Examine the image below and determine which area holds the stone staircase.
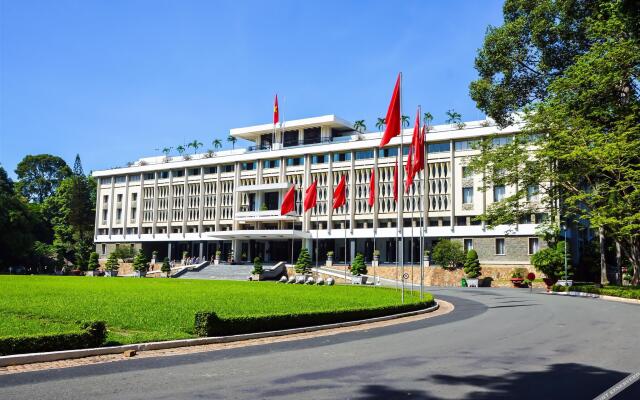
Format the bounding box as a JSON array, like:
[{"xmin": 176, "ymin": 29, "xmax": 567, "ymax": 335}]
[{"xmin": 177, "ymin": 262, "xmax": 286, "ymax": 281}]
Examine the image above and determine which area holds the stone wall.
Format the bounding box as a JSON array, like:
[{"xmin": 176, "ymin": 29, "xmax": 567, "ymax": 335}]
[{"xmin": 450, "ymin": 236, "xmax": 546, "ymax": 264}]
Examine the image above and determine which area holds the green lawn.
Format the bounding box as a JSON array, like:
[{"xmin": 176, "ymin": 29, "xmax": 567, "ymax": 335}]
[{"xmin": 0, "ymin": 276, "xmax": 430, "ymax": 345}]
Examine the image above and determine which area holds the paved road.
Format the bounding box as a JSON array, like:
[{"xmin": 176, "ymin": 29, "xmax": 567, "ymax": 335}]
[{"xmin": 1, "ymin": 288, "xmax": 639, "ymax": 399}]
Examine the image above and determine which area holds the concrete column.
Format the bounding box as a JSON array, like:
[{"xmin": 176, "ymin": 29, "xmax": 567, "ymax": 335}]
[
  {"xmin": 198, "ymin": 169, "xmax": 205, "ymax": 237},
  {"xmin": 122, "ymin": 175, "xmax": 130, "ymax": 239},
  {"xmin": 167, "ymin": 172, "xmax": 173, "ymax": 236},
  {"xmin": 108, "ymin": 177, "xmax": 115, "ymax": 238},
  {"xmin": 449, "ymin": 139, "xmax": 455, "ymax": 232},
  {"xmin": 350, "ymin": 239, "xmax": 356, "ymax": 263},
  {"xmin": 137, "ymin": 173, "xmax": 143, "ymax": 239},
  {"xmin": 151, "ymin": 172, "xmax": 158, "ymax": 237},
  {"xmin": 94, "ymin": 179, "xmax": 101, "ymax": 241},
  {"xmin": 182, "ymin": 167, "xmax": 188, "ymax": 238},
  {"xmin": 327, "ymin": 153, "xmax": 333, "ymax": 234},
  {"xmin": 231, "ymin": 239, "xmax": 239, "ymax": 262},
  {"xmin": 167, "ymin": 242, "xmax": 172, "ymax": 260},
  {"xmin": 373, "ymin": 149, "xmax": 379, "ymax": 233},
  {"xmin": 349, "ymin": 150, "xmax": 355, "ymax": 234},
  {"xmin": 214, "ymin": 168, "xmax": 222, "ymax": 231},
  {"xmin": 199, "ymin": 242, "xmax": 203, "ymax": 258}
]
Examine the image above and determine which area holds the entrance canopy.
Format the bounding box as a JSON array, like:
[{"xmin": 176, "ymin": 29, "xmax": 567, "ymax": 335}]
[{"xmin": 206, "ymin": 230, "xmax": 310, "ymax": 240}]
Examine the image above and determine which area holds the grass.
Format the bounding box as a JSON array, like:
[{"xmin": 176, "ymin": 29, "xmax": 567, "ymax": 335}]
[
  {"xmin": 553, "ymin": 283, "xmax": 640, "ymax": 300},
  {"xmin": 0, "ymin": 276, "xmax": 431, "ymax": 345}
]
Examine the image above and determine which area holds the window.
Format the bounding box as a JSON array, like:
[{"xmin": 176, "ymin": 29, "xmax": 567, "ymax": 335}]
[
  {"xmin": 103, "ymin": 195, "xmax": 109, "ymax": 204},
  {"xmin": 206, "ymin": 166, "xmax": 217, "ymax": 174},
  {"xmin": 102, "ymin": 209, "xmax": 107, "ymax": 224},
  {"xmin": 132, "ymin": 193, "xmax": 137, "ymax": 201},
  {"xmin": 263, "ymin": 159, "xmax": 280, "ymax": 169},
  {"xmin": 130, "ymin": 208, "xmax": 136, "ymax": 220},
  {"xmin": 378, "ymin": 148, "xmax": 398, "ymax": 158},
  {"xmin": 241, "ymin": 162, "xmax": 255, "ymax": 170},
  {"xmin": 115, "ymin": 176, "xmax": 126, "ymax": 184},
  {"xmin": 455, "ymin": 140, "xmax": 479, "ymax": 151},
  {"xmin": 100, "ymin": 177, "xmax": 111, "ymax": 185},
  {"xmin": 462, "ymin": 187, "xmax": 474, "ymax": 204},
  {"xmin": 427, "ymin": 142, "xmax": 450, "ymax": 153},
  {"xmin": 402, "ymin": 146, "xmax": 410, "ymax": 156},
  {"xmin": 492, "ymin": 136, "xmax": 513, "ymax": 147},
  {"xmin": 172, "ymin": 170, "xmax": 184, "ymax": 178},
  {"xmin": 188, "ymin": 168, "xmax": 201, "ymax": 176},
  {"xmin": 144, "ymin": 173, "xmax": 155, "ymax": 180},
  {"xmin": 462, "ymin": 166, "xmax": 472, "ymax": 178},
  {"xmin": 221, "ymin": 164, "xmax": 234, "ymax": 173},
  {"xmin": 355, "ymin": 150, "xmax": 373, "ymax": 160},
  {"xmin": 464, "ymin": 239, "xmax": 473, "ymax": 253},
  {"xmin": 129, "ymin": 175, "xmax": 140, "ymax": 182},
  {"xmin": 286, "ymin": 157, "xmax": 304, "ymax": 166},
  {"xmin": 333, "ymin": 152, "xmax": 351, "ymax": 162},
  {"xmin": 101, "ymin": 244, "xmax": 106, "ymax": 255},
  {"xmin": 159, "ymin": 171, "xmax": 169, "ymax": 179},
  {"xmin": 495, "ymin": 238, "xmax": 505, "ymax": 255},
  {"xmin": 493, "ymin": 185, "xmax": 505, "ymax": 202},
  {"xmin": 527, "ymin": 185, "xmax": 539, "ymax": 201},
  {"xmin": 117, "ymin": 194, "xmax": 123, "ymax": 202},
  {"xmin": 528, "ymin": 238, "xmax": 539, "ymax": 255},
  {"xmin": 312, "ymin": 155, "xmax": 327, "ymax": 164},
  {"xmin": 116, "ymin": 209, "xmax": 122, "ymax": 221},
  {"xmin": 456, "ymin": 216, "xmax": 467, "ymax": 226}
]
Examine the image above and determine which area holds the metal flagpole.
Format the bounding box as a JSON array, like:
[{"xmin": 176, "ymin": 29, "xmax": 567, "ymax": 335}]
[
  {"xmin": 373, "ymin": 171, "xmax": 377, "ymax": 288},
  {"xmin": 399, "ymin": 72, "xmax": 405, "ymax": 304},
  {"xmin": 315, "ymin": 209, "xmax": 319, "ymax": 280},
  {"xmin": 344, "ymin": 210, "xmax": 348, "ymax": 283},
  {"xmin": 420, "ymin": 118, "xmax": 427, "ymax": 300}
]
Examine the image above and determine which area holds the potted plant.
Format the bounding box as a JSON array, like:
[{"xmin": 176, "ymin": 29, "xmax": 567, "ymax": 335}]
[
  {"xmin": 424, "ymin": 250, "xmax": 431, "ymax": 267},
  {"xmin": 350, "ymin": 253, "xmax": 368, "ymax": 284},
  {"xmin": 214, "ymin": 250, "xmax": 221, "ymax": 265},
  {"xmin": 531, "ymin": 241, "xmax": 571, "ymax": 289},
  {"xmin": 161, "ymin": 257, "xmax": 171, "ymax": 278},
  {"xmin": 104, "ymin": 252, "xmax": 119, "ymax": 277},
  {"xmin": 252, "ymin": 256, "xmax": 263, "ymax": 280},
  {"xmin": 132, "ymin": 249, "xmax": 148, "ymax": 278},
  {"xmin": 295, "ymin": 248, "xmax": 312, "ymax": 278},
  {"xmin": 326, "ymin": 251, "xmax": 334, "ymax": 267},
  {"xmin": 510, "ymin": 269, "xmax": 526, "ymax": 287},
  {"xmin": 463, "ymin": 249, "xmax": 481, "ymax": 287},
  {"xmin": 86, "ymin": 252, "xmax": 100, "ymax": 277}
]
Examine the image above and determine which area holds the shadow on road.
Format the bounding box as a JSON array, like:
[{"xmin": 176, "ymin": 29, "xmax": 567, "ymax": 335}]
[{"xmin": 356, "ymin": 362, "xmax": 631, "ymax": 399}]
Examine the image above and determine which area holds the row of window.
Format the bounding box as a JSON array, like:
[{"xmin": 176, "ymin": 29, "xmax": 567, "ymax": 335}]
[{"xmin": 463, "ymin": 237, "xmax": 540, "ymax": 256}]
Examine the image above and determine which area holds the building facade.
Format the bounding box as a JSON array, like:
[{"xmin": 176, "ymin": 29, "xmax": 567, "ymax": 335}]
[{"xmin": 93, "ymin": 115, "xmax": 546, "ymax": 266}]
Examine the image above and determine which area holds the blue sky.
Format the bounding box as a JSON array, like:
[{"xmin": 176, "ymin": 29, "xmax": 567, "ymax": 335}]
[{"xmin": 0, "ymin": 0, "xmax": 504, "ymax": 178}]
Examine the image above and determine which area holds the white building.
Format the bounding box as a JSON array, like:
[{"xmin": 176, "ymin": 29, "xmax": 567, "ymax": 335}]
[{"xmin": 92, "ymin": 114, "xmax": 545, "ymax": 266}]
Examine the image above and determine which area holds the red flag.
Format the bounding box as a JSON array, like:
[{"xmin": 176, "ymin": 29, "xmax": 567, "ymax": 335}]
[
  {"xmin": 273, "ymin": 94, "xmax": 279, "ymax": 125},
  {"xmin": 304, "ymin": 180, "xmax": 317, "ymax": 212},
  {"xmin": 333, "ymin": 175, "xmax": 347, "ymax": 209},
  {"xmin": 368, "ymin": 169, "xmax": 375, "ymax": 208},
  {"xmin": 405, "ymin": 108, "xmax": 420, "ymax": 192},
  {"xmin": 280, "ymin": 185, "xmax": 295, "ymax": 215},
  {"xmin": 393, "ymin": 161, "xmax": 398, "ymax": 202},
  {"xmin": 379, "ymin": 74, "xmax": 401, "ymax": 148},
  {"xmin": 413, "ymin": 124, "xmax": 425, "ymax": 174}
]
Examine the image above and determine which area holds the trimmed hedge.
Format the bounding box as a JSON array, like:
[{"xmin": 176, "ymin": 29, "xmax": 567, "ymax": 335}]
[
  {"xmin": 194, "ymin": 298, "xmax": 435, "ymax": 337},
  {"xmin": 552, "ymin": 284, "xmax": 640, "ymax": 300},
  {"xmin": 0, "ymin": 321, "xmax": 107, "ymax": 356}
]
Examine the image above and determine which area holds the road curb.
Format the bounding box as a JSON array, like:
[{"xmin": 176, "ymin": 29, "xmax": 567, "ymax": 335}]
[
  {"xmin": 0, "ymin": 301, "xmax": 441, "ymax": 368},
  {"xmin": 546, "ymin": 291, "xmax": 640, "ymax": 305}
]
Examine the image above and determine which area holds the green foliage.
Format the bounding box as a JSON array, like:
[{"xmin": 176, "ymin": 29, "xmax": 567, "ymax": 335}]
[
  {"xmin": 112, "ymin": 245, "xmax": 134, "ymax": 261},
  {"xmin": 132, "ymin": 249, "xmax": 148, "ymax": 272},
  {"xmin": 161, "ymin": 257, "xmax": 171, "ymax": 275},
  {"xmin": 552, "ymin": 284, "xmax": 640, "ymax": 300},
  {"xmin": 14, "ymin": 154, "xmax": 72, "ymax": 203},
  {"xmin": 295, "ymin": 247, "xmax": 312, "ymax": 274},
  {"xmin": 350, "ymin": 253, "xmax": 367, "ymax": 276},
  {"xmin": 104, "ymin": 252, "xmax": 119, "ymax": 271},
  {"xmin": 511, "ymin": 267, "xmax": 528, "ymax": 279},
  {"xmin": 463, "ymin": 249, "xmax": 481, "ymax": 278},
  {"xmin": 0, "ymin": 276, "xmax": 428, "ymax": 345},
  {"xmin": 87, "ymin": 252, "xmax": 99, "ymax": 271},
  {"xmin": 0, "ymin": 321, "xmax": 106, "ymax": 356},
  {"xmin": 194, "ymin": 297, "xmax": 435, "ymax": 337},
  {"xmin": 252, "ymin": 257, "xmax": 263, "ymax": 275},
  {"xmin": 531, "ymin": 241, "xmax": 572, "ymax": 280},
  {"xmin": 431, "ymin": 240, "xmax": 465, "ymax": 270}
]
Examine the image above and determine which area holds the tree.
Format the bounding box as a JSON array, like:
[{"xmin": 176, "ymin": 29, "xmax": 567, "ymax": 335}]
[
  {"xmin": 161, "ymin": 257, "xmax": 171, "ymax": 277},
  {"xmin": 445, "ymin": 109, "xmax": 464, "ymax": 129},
  {"xmin": 252, "ymin": 256, "xmax": 263, "ymax": 275},
  {"xmin": 401, "ymin": 115, "xmax": 410, "ymax": 128},
  {"xmin": 431, "ymin": 240, "xmax": 465, "ymax": 270},
  {"xmin": 72, "ymin": 154, "xmax": 84, "ymax": 176},
  {"xmin": 15, "ymin": 154, "xmax": 72, "ymax": 203},
  {"xmin": 188, "ymin": 140, "xmax": 203, "ymax": 154},
  {"xmin": 468, "ymin": 0, "xmax": 640, "ymax": 285},
  {"xmin": 212, "ymin": 139, "xmax": 222, "ymax": 150},
  {"xmin": 423, "ymin": 112, "xmax": 434, "ymax": 131},
  {"xmin": 176, "ymin": 145, "xmax": 186, "ymax": 156},
  {"xmin": 295, "ymin": 247, "xmax": 312, "ymax": 274},
  {"xmin": 531, "ymin": 241, "xmax": 572, "ymax": 281},
  {"xmin": 350, "ymin": 253, "xmax": 367, "ymax": 276},
  {"xmin": 354, "ymin": 120, "xmax": 366, "ymax": 133},
  {"xmin": 104, "ymin": 252, "xmax": 119, "ymax": 271},
  {"xmin": 132, "ymin": 249, "xmax": 148, "ymax": 272},
  {"xmin": 88, "ymin": 252, "xmax": 99, "ymax": 271},
  {"xmin": 375, "ymin": 117, "xmax": 386, "ymax": 132},
  {"xmin": 227, "ymin": 136, "xmax": 237, "ymax": 150},
  {"xmin": 463, "ymin": 249, "xmax": 481, "ymax": 278},
  {"xmin": 162, "ymin": 147, "xmax": 172, "ymax": 157}
]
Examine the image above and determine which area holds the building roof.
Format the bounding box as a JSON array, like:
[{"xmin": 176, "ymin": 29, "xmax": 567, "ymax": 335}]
[{"xmin": 229, "ymin": 114, "xmax": 354, "ymax": 140}]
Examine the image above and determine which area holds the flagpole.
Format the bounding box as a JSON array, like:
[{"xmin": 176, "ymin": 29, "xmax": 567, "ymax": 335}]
[
  {"xmin": 315, "ymin": 208, "xmax": 319, "ymax": 281},
  {"xmin": 399, "ymin": 72, "xmax": 404, "ymax": 304},
  {"xmin": 344, "ymin": 209, "xmax": 348, "ymax": 284},
  {"xmin": 420, "ymin": 115, "xmax": 427, "ymax": 301}
]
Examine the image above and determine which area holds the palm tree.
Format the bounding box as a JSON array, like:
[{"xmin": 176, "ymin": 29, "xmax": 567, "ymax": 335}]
[
  {"xmin": 176, "ymin": 145, "xmax": 186, "ymax": 156},
  {"xmin": 445, "ymin": 109, "xmax": 464, "ymax": 129},
  {"xmin": 212, "ymin": 139, "xmax": 222, "ymax": 150},
  {"xmin": 423, "ymin": 112, "xmax": 434, "ymax": 132},
  {"xmin": 375, "ymin": 117, "xmax": 386, "ymax": 132},
  {"xmin": 353, "ymin": 120, "xmax": 366, "ymax": 133},
  {"xmin": 227, "ymin": 135, "xmax": 237, "ymax": 150},
  {"xmin": 401, "ymin": 115, "xmax": 410, "ymax": 128},
  {"xmin": 162, "ymin": 147, "xmax": 172, "ymax": 157},
  {"xmin": 188, "ymin": 140, "xmax": 203, "ymax": 154}
]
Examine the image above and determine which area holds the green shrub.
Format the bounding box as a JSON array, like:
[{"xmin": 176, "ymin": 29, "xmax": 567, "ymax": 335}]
[
  {"xmin": 432, "ymin": 240, "xmax": 465, "ymax": 270},
  {"xmin": 88, "ymin": 252, "xmax": 100, "ymax": 271},
  {"xmin": 552, "ymin": 284, "xmax": 640, "ymax": 300},
  {"xmin": 295, "ymin": 248, "xmax": 312, "ymax": 274},
  {"xmin": 104, "ymin": 252, "xmax": 119, "ymax": 271},
  {"xmin": 531, "ymin": 241, "xmax": 571, "ymax": 280},
  {"xmin": 0, "ymin": 321, "xmax": 106, "ymax": 356},
  {"xmin": 161, "ymin": 257, "xmax": 171, "ymax": 276},
  {"xmin": 463, "ymin": 249, "xmax": 481, "ymax": 278},
  {"xmin": 350, "ymin": 253, "xmax": 367, "ymax": 276},
  {"xmin": 194, "ymin": 299, "xmax": 435, "ymax": 337},
  {"xmin": 132, "ymin": 249, "xmax": 148, "ymax": 272},
  {"xmin": 112, "ymin": 246, "xmax": 135, "ymax": 261},
  {"xmin": 252, "ymin": 257, "xmax": 263, "ymax": 275}
]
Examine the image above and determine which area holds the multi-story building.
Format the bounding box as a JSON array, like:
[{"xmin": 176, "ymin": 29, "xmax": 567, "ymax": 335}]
[{"xmin": 92, "ymin": 114, "xmax": 546, "ymax": 266}]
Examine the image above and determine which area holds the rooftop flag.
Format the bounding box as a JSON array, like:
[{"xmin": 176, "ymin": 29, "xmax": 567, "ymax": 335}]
[
  {"xmin": 304, "ymin": 180, "xmax": 318, "ymax": 212},
  {"xmin": 405, "ymin": 108, "xmax": 420, "ymax": 192},
  {"xmin": 368, "ymin": 169, "xmax": 375, "ymax": 208},
  {"xmin": 413, "ymin": 124, "xmax": 425, "ymax": 175},
  {"xmin": 280, "ymin": 185, "xmax": 295, "ymax": 215},
  {"xmin": 333, "ymin": 175, "xmax": 347, "ymax": 209},
  {"xmin": 379, "ymin": 74, "xmax": 401, "ymax": 148},
  {"xmin": 273, "ymin": 94, "xmax": 279, "ymax": 125}
]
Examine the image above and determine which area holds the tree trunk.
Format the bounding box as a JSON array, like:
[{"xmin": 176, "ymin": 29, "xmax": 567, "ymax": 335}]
[
  {"xmin": 628, "ymin": 238, "xmax": 640, "ymax": 287},
  {"xmin": 615, "ymin": 240, "xmax": 623, "ymax": 286},
  {"xmin": 599, "ymin": 226, "xmax": 608, "ymax": 285}
]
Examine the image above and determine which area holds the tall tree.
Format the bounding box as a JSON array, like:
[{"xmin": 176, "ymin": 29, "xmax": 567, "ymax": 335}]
[
  {"xmin": 375, "ymin": 117, "xmax": 386, "ymax": 132},
  {"xmin": 73, "ymin": 154, "xmax": 84, "ymax": 176},
  {"xmin": 188, "ymin": 140, "xmax": 203, "ymax": 154},
  {"xmin": 212, "ymin": 139, "xmax": 222, "ymax": 150},
  {"xmin": 227, "ymin": 135, "xmax": 237, "ymax": 150},
  {"xmin": 353, "ymin": 120, "xmax": 366, "ymax": 133},
  {"xmin": 468, "ymin": 0, "xmax": 640, "ymax": 284},
  {"xmin": 15, "ymin": 154, "xmax": 72, "ymax": 203}
]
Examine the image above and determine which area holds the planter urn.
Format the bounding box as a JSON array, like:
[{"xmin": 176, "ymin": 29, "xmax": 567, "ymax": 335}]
[
  {"xmin": 510, "ymin": 277, "xmax": 525, "ymax": 288},
  {"xmin": 466, "ymin": 278, "xmax": 479, "ymax": 288},
  {"xmin": 105, "ymin": 270, "xmax": 118, "ymax": 277},
  {"xmin": 326, "ymin": 255, "xmax": 333, "ymax": 268}
]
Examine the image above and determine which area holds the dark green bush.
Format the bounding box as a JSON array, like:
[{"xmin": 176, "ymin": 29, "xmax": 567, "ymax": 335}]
[
  {"xmin": 0, "ymin": 321, "xmax": 107, "ymax": 356},
  {"xmin": 463, "ymin": 249, "xmax": 481, "ymax": 278},
  {"xmin": 552, "ymin": 284, "xmax": 640, "ymax": 300},
  {"xmin": 194, "ymin": 300, "xmax": 435, "ymax": 337},
  {"xmin": 350, "ymin": 253, "xmax": 367, "ymax": 276}
]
